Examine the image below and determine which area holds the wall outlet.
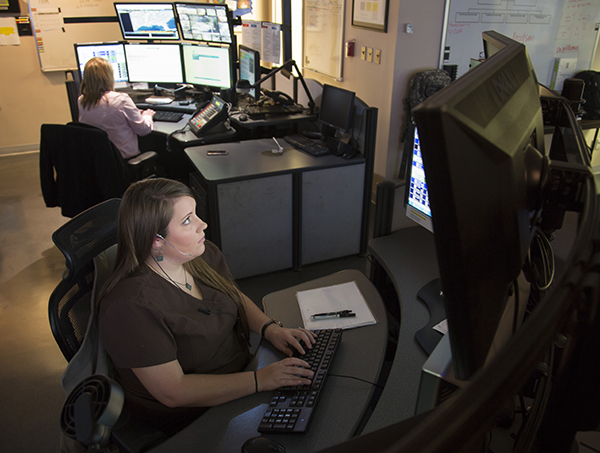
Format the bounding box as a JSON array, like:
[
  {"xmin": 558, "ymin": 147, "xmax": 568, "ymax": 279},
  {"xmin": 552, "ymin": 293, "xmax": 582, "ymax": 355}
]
[
  {"xmin": 367, "ymin": 47, "xmax": 373, "ymax": 62},
  {"xmin": 361, "ymin": 46, "xmax": 366, "ymax": 60}
]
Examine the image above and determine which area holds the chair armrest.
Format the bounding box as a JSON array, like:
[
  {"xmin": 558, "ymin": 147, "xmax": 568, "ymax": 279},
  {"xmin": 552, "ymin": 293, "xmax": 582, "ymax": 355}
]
[{"xmin": 127, "ymin": 151, "xmax": 158, "ymax": 167}]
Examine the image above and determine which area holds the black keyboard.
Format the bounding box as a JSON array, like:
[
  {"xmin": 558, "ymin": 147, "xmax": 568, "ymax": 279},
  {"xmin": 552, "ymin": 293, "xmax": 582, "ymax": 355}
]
[
  {"xmin": 258, "ymin": 329, "xmax": 342, "ymax": 434},
  {"xmin": 284, "ymin": 134, "xmax": 330, "ymax": 157},
  {"xmin": 245, "ymin": 104, "xmax": 305, "ymax": 116},
  {"xmin": 153, "ymin": 111, "xmax": 184, "ymax": 122}
]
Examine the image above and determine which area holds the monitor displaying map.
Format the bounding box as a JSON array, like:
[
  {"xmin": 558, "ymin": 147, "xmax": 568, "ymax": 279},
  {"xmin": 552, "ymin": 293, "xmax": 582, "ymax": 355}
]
[{"xmin": 114, "ymin": 3, "xmax": 180, "ymax": 41}]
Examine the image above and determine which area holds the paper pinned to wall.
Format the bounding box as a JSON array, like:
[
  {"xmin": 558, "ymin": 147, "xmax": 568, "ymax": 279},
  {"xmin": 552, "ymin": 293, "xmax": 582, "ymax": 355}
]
[
  {"xmin": 261, "ymin": 22, "xmax": 281, "ymax": 65},
  {"xmin": 0, "ymin": 17, "xmax": 20, "ymax": 45},
  {"xmin": 296, "ymin": 281, "xmax": 377, "ymax": 330},
  {"xmin": 241, "ymin": 20, "xmax": 261, "ymax": 52}
]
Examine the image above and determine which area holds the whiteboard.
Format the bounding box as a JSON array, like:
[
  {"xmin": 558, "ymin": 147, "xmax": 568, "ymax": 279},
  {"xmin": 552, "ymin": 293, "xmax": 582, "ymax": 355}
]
[
  {"xmin": 443, "ymin": 0, "xmax": 600, "ymax": 87},
  {"xmin": 303, "ymin": 0, "xmax": 345, "ymax": 80},
  {"xmin": 27, "ymin": 0, "xmax": 153, "ymax": 72}
]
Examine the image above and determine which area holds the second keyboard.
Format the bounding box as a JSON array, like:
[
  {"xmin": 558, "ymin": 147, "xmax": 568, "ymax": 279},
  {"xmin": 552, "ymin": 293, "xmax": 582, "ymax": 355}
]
[{"xmin": 283, "ymin": 134, "xmax": 330, "ymax": 157}]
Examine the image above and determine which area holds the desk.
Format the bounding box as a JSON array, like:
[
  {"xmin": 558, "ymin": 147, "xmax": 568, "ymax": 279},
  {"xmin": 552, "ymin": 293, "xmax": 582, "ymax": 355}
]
[
  {"xmin": 186, "ymin": 138, "xmax": 366, "ymax": 279},
  {"xmin": 362, "ymin": 227, "xmax": 438, "ymax": 433},
  {"xmin": 150, "ymin": 269, "xmax": 388, "ymax": 453}
]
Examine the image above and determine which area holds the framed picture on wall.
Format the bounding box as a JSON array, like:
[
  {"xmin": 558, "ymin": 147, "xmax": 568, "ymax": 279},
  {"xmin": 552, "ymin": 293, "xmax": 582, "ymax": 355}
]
[{"xmin": 352, "ymin": 0, "xmax": 389, "ymax": 32}]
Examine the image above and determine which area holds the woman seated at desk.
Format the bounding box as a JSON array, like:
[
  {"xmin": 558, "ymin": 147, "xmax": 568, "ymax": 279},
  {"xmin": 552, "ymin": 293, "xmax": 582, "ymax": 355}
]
[
  {"xmin": 78, "ymin": 57, "xmax": 155, "ymax": 159},
  {"xmin": 98, "ymin": 178, "xmax": 316, "ymax": 436}
]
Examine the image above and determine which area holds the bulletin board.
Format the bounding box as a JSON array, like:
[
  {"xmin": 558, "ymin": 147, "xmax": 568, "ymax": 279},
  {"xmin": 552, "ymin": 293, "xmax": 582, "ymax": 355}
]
[
  {"xmin": 442, "ymin": 0, "xmax": 600, "ymax": 88},
  {"xmin": 303, "ymin": 0, "xmax": 344, "ymax": 81},
  {"xmin": 27, "ymin": 0, "xmax": 133, "ymax": 71}
]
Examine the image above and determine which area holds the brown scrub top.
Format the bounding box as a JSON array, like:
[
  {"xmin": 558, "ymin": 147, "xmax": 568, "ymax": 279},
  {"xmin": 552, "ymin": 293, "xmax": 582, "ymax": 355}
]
[{"xmin": 99, "ymin": 241, "xmax": 250, "ymax": 434}]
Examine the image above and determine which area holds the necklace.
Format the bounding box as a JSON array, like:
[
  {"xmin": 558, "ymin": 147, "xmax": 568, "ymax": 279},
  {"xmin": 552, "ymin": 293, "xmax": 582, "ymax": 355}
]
[{"xmin": 151, "ymin": 256, "xmax": 192, "ymax": 291}]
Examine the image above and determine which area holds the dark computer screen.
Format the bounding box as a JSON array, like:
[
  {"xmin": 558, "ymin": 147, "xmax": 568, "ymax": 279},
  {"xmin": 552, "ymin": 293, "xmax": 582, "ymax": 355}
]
[
  {"xmin": 238, "ymin": 45, "xmax": 261, "ymax": 101},
  {"xmin": 114, "ymin": 3, "xmax": 179, "ymax": 41},
  {"xmin": 174, "ymin": 2, "xmax": 232, "ymax": 44},
  {"xmin": 124, "ymin": 43, "xmax": 183, "ymax": 84},
  {"xmin": 181, "ymin": 43, "xmax": 233, "ymax": 89},
  {"xmin": 319, "ymin": 84, "xmax": 355, "ymax": 134},
  {"xmin": 74, "ymin": 42, "xmax": 128, "ymax": 83},
  {"xmin": 413, "ymin": 30, "xmax": 546, "ymax": 381}
]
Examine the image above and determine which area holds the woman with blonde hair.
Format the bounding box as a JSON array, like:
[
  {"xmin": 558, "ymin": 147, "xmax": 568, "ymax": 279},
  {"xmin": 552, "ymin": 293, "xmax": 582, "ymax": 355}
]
[
  {"xmin": 78, "ymin": 57, "xmax": 155, "ymax": 159},
  {"xmin": 99, "ymin": 178, "xmax": 316, "ymax": 436}
]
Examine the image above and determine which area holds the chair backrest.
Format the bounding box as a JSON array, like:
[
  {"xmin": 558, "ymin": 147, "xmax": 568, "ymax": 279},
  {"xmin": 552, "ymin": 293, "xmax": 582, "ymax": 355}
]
[
  {"xmin": 49, "ymin": 199, "xmax": 121, "ymax": 362},
  {"xmin": 40, "ymin": 123, "xmax": 130, "ymax": 218}
]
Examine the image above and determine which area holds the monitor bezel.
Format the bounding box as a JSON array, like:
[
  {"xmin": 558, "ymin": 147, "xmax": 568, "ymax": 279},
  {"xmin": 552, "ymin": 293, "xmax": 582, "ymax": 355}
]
[
  {"xmin": 318, "ymin": 84, "xmax": 355, "ymax": 135},
  {"xmin": 238, "ymin": 44, "xmax": 261, "ymax": 101},
  {"xmin": 124, "ymin": 42, "xmax": 184, "ymax": 85},
  {"xmin": 174, "ymin": 2, "xmax": 233, "ymax": 44},
  {"xmin": 74, "ymin": 41, "xmax": 129, "ymax": 83},
  {"xmin": 114, "ymin": 2, "xmax": 180, "ymax": 41},
  {"xmin": 181, "ymin": 43, "xmax": 234, "ymax": 90}
]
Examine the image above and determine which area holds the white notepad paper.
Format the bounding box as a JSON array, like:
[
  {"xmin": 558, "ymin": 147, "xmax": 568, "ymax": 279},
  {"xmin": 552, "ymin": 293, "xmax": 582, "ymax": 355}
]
[{"xmin": 296, "ymin": 281, "xmax": 377, "ymax": 330}]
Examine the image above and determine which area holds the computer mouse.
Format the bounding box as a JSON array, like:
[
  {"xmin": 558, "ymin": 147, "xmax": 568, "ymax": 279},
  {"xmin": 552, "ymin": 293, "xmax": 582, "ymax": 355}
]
[
  {"xmin": 239, "ymin": 114, "xmax": 248, "ymax": 121},
  {"xmin": 241, "ymin": 436, "xmax": 285, "ymax": 453}
]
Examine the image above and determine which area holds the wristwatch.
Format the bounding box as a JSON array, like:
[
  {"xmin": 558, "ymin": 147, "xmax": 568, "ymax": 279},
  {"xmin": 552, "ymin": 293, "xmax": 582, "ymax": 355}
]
[{"xmin": 261, "ymin": 318, "xmax": 283, "ymax": 338}]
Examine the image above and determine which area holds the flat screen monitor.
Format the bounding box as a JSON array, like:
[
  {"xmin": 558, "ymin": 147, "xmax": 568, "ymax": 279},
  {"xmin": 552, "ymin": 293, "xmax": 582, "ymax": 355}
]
[
  {"xmin": 319, "ymin": 84, "xmax": 355, "ymax": 135},
  {"xmin": 182, "ymin": 44, "xmax": 232, "ymax": 90},
  {"xmin": 413, "ymin": 30, "xmax": 546, "ymax": 381},
  {"xmin": 404, "ymin": 126, "xmax": 433, "ymax": 233},
  {"xmin": 238, "ymin": 45, "xmax": 260, "ymax": 101},
  {"xmin": 114, "ymin": 3, "xmax": 179, "ymax": 41},
  {"xmin": 175, "ymin": 2, "xmax": 232, "ymax": 44},
  {"xmin": 124, "ymin": 43, "xmax": 183, "ymax": 84},
  {"xmin": 74, "ymin": 42, "xmax": 128, "ymax": 83}
]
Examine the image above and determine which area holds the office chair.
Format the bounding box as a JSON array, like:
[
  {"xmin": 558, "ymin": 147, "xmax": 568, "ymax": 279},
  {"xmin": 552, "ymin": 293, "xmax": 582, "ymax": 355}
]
[
  {"xmin": 49, "ymin": 199, "xmax": 166, "ymax": 452},
  {"xmin": 40, "ymin": 122, "xmax": 159, "ymax": 218}
]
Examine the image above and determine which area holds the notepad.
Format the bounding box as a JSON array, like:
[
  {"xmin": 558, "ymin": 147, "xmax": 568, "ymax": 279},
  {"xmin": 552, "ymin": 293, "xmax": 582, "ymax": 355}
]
[{"xmin": 296, "ymin": 281, "xmax": 377, "ymax": 330}]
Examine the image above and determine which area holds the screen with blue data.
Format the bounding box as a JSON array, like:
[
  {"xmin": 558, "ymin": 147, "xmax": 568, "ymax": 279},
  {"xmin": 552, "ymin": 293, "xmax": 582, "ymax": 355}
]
[
  {"xmin": 114, "ymin": 3, "xmax": 179, "ymax": 41},
  {"xmin": 75, "ymin": 42, "xmax": 128, "ymax": 83}
]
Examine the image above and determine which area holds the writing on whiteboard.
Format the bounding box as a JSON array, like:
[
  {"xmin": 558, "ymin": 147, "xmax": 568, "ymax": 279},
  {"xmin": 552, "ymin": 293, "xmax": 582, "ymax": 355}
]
[
  {"xmin": 556, "ymin": 44, "xmax": 580, "ymax": 53},
  {"xmin": 512, "ymin": 32, "xmax": 535, "ymax": 43},
  {"xmin": 448, "ymin": 23, "xmax": 470, "ymax": 36}
]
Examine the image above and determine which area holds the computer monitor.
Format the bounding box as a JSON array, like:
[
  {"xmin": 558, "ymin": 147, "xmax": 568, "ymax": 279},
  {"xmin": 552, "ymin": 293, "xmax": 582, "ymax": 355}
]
[
  {"xmin": 74, "ymin": 42, "xmax": 128, "ymax": 84},
  {"xmin": 404, "ymin": 125, "xmax": 433, "ymax": 233},
  {"xmin": 412, "ymin": 30, "xmax": 547, "ymax": 381},
  {"xmin": 238, "ymin": 45, "xmax": 261, "ymax": 101},
  {"xmin": 174, "ymin": 2, "xmax": 232, "ymax": 44},
  {"xmin": 124, "ymin": 43, "xmax": 183, "ymax": 84},
  {"xmin": 114, "ymin": 3, "xmax": 179, "ymax": 41},
  {"xmin": 319, "ymin": 84, "xmax": 355, "ymax": 136},
  {"xmin": 181, "ymin": 43, "xmax": 233, "ymax": 90}
]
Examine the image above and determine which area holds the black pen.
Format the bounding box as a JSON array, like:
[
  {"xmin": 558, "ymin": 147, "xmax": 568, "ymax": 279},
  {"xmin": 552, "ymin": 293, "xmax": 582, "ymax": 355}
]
[{"xmin": 310, "ymin": 310, "xmax": 356, "ymax": 320}]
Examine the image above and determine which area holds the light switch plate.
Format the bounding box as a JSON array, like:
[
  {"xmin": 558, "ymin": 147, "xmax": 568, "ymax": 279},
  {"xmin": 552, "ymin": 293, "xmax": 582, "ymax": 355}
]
[
  {"xmin": 374, "ymin": 49, "xmax": 381, "ymax": 64},
  {"xmin": 361, "ymin": 46, "xmax": 366, "ymax": 60},
  {"xmin": 367, "ymin": 47, "xmax": 373, "ymax": 62}
]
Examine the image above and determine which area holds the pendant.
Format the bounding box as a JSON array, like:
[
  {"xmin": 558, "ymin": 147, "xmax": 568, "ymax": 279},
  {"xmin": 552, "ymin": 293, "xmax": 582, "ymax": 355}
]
[{"xmin": 185, "ymin": 283, "xmax": 192, "ymax": 290}]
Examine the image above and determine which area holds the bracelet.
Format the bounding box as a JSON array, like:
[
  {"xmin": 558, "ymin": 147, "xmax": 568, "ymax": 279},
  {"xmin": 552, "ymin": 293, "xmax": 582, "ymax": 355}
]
[
  {"xmin": 260, "ymin": 318, "xmax": 282, "ymax": 338},
  {"xmin": 254, "ymin": 371, "xmax": 258, "ymax": 393}
]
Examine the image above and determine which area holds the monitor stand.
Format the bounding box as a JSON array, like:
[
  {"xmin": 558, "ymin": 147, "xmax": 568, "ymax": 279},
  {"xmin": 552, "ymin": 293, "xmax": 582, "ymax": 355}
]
[{"xmin": 415, "ymin": 278, "xmax": 446, "ymax": 355}]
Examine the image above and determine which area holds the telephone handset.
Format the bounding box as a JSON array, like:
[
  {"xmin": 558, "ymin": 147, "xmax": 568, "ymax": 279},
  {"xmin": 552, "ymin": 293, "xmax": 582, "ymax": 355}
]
[
  {"xmin": 262, "ymin": 89, "xmax": 295, "ymax": 105},
  {"xmin": 188, "ymin": 95, "xmax": 228, "ymax": 137}
]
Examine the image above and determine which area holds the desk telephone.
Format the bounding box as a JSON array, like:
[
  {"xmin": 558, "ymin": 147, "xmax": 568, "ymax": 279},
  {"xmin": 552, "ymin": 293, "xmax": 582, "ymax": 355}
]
[{"xmin": 188, "ymin": 95, "xmax": 228, "ymax": 137}]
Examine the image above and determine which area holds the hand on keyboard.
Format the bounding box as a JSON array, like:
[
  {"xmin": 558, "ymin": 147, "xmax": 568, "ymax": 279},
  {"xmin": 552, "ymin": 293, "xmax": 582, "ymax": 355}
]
[
  {"xmin": 264, "ymin": 326, "xmax": 317, "ymax": 357},
  {"xmin": 256, "ymin": 357, "xmax": 314, "ymax": 391}
]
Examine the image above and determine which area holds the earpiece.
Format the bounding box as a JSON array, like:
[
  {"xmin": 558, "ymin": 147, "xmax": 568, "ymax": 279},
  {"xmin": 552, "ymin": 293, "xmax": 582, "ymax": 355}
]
[{"xmin": 156, "ymin": 234, "xmax": 194, "ymax": 256}]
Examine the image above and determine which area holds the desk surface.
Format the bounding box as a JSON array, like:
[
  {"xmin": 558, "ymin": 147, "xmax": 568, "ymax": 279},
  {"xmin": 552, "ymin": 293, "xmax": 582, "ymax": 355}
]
[
  {"xmin": 363, "ymin": 227, "xmax": 439, "ymax": 433},
  {"xmin": 150, "ymin": 269, "xmax": 388, "ymax": 453},
  {"xmin": 185, "ymin": 138, "xmax": 364, "ymax": 184}
]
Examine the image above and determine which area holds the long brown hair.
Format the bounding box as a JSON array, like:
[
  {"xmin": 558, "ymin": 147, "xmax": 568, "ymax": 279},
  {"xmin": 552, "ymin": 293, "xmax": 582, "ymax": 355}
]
[
  {"xmin": 80, "ymin": 57, "xmax": 114, "ymax": 110},
  {"xmin": 99, "ymin": 178, "xmax": 250, "ymax": 346}
]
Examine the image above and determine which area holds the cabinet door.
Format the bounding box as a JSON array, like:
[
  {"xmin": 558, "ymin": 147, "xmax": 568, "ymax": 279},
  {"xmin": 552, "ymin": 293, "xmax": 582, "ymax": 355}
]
[{"xmin": 302, "ymin": 164, "xmax": 365, "ymax": 265}]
